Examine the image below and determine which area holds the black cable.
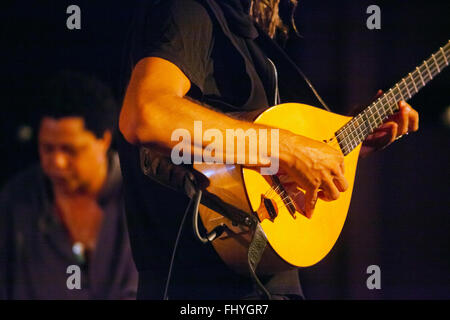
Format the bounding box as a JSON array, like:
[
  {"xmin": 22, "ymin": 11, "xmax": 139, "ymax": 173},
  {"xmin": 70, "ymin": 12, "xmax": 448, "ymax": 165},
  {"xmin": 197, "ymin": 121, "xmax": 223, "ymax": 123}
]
[
  {"xmin": 163, "ymin": 194, "xmax": 194, "ymax": 300},
  {"xmin": 192, "ymin": 190, "xmax": 208, "ymax": 243},
  {"xmin": 192, "ymin": 190, "xmax": 226, "ymax": 243}
]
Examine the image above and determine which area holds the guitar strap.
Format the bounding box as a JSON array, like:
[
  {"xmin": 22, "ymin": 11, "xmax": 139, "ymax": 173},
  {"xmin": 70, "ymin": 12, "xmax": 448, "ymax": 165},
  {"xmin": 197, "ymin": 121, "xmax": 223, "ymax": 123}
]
[{"xmin": 247, "ymin": 223, "xmax": 271, "ymax": 299}]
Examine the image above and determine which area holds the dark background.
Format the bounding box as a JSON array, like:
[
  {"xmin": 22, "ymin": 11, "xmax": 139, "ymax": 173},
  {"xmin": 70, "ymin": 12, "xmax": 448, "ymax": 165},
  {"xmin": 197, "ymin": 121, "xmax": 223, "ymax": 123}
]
[{"xmin": 0, "ymin": 0, "xmax": 449, "ymax": 299}]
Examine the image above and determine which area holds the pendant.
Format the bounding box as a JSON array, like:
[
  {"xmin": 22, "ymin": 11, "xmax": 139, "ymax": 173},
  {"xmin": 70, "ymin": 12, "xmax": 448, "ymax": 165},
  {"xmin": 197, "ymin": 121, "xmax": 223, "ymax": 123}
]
[{"xmin": 72, "ymin": 241, "xmax": 86, "ymax": 265}]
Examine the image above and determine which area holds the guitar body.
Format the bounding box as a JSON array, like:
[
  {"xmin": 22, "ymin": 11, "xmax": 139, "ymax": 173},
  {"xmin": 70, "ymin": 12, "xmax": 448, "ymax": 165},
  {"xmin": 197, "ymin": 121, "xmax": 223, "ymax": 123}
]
[{"xmin": 196, "ymin": 103, "xmax": 362, "ymax": 275}]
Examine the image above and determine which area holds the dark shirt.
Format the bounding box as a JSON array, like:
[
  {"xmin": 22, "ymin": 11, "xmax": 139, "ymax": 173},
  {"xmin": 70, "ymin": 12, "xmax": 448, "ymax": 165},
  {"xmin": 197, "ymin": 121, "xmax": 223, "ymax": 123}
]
[
  {"xmin": 0, "ymin": 153, "xmax": 138, "ymax": 299},
  {"xmin": 118, "ymin": 0, "xmax": 303, "ymax": 299}
]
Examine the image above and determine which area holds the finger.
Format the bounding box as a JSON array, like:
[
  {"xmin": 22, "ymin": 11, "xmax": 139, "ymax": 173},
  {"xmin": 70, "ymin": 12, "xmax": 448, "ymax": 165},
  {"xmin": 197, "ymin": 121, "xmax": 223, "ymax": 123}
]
[
  {"xmin": 370, "ymin": 89, "xmax": 384, "ymax": 103},
  {"xmin": 364, "ymin": 122, "xmax": 397, "ymax": 149},
  {"xmin": 396, "ymin": 102, "xmax": 410, "ymax": 136},
  {"xmin": 375, "ymin": 89, "xmax": 383, "ymax": 99},
  {"xmin": 382, "ymin": 121, "xmax": 398, "ymax": 144},
  {"xmin": 333, "ymin": 174, "xmax": 349, "ymax": 192},
  {"xmin": 373, "ymin": 121, "xmax": 393, "ymax": 131},
  {"xmin": 373, "ymin": 122, "xmax": 398, "ymax": 144},
  {"xmin": 305, "ymin": 187, "xmax": 319, "ymax": 219},
  {"xmin": 330, "ymin": 162, "xmax": 344, "ymax": 178},
  {"xmin": 340, "ymin": 161, "xmax": 345, "ymax": 175},
  {"xmin": 281, "ymin": 182, "xmax": 306, "ymax": 213},
  {"xmin": 408, "ymin": 107, "xmax": 419, "ymax": 132},
  {"xmin": 320, "ymin": 176, "xmax": 341, "ymax": 202}
]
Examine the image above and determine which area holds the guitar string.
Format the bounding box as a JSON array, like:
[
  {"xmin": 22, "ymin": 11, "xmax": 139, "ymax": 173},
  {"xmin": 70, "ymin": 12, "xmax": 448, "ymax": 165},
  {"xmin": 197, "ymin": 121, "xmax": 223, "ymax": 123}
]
[
  {"xmin": 264, "ymin": 185, "xmax": 305, "ymax": 215},
  {"xmin": 263, "ymin": 182, "xmax": 298, "ymax": 210},
  {"xmin": 264, "ymin": 184, "xmax": 298, "ymax": 212}
]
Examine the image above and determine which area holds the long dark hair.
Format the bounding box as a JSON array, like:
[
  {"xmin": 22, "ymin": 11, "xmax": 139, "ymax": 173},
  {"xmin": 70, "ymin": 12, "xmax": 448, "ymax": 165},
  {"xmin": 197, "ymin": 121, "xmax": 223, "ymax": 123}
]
[{"xmin": 249, "ymin": 0, "xmax": 299, "ymax": 39}]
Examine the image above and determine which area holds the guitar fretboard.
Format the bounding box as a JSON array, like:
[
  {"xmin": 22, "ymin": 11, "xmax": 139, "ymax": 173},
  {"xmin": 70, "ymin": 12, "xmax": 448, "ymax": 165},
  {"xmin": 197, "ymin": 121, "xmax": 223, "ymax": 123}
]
[{"xmin": 336, "ymin": 40, "xmax": 450, "ymax": 156}]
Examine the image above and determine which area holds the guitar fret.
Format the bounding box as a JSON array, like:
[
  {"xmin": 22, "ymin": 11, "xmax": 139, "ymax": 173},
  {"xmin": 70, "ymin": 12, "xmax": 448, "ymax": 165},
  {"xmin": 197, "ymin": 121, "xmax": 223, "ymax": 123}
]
[
  {"xmin": 375, "ymin": 103, "xmax": 383, "ymax": 125},
  {"xmin": 403, "ymin": 78, "xmax": 411, "ymax": 98},
  {"xmin": 440, "ymin": 48, "xmax": 448, "ymax": 66},
  {"xmin": 364, "ymin": 115, "xmax": 370, "ymax": 135},
  {"xmin": 424, "ymin": 60, "xmax": 433, "ymax": 80},
  {"xmin": 351, "ymin": 119, "xmax": 360, "ymax": 147},
  {"xmin": 395, "ymin": 83, "xmax": 405, "ymax": 101},
  {"xmin": 382, "ymin": 94, "xmax": 391, "ymax": 117},
  {"xmin": 371, "ymin": 105, "xmax": 379, "ymax": 125},
  {"xmin": 432, "ymin": 53, "xmax": 440, "ymax": 72},
  {"xmin": 409, "ymin": 73, "xmax": 418, "ymax": 92},
  {"xmin": 360, "ymin": 113, "xmax": 369, "ymax": 136},
  {"xmin": 349, "ymin": 122, "xmax": 358, "ymax": 149},
  {"xmin": 389, "ymin": 90, "xmax": 398, "ymax": 112},
  {"xmin": 356, "ymin": 115, "xmax": 366, "ymax": 141},
  {"xmin": 364, "ymin": 109, "xmax": 373, "ymax": 134},
  {"xmin": 341, "ymin": 127, "xmax": 349, "ymax": 151},
  {"xmin": 344, "ymin": 126, "xmax": 352, "ymax": 151},
  {"xmin": 363, "ymin": 114, "xmax": 370, "ymax": 136},
  {"xmin": 416, "ymin": 67, "xmax": 425, "ymax": 86},
  {"xmin": 342, "ymin": 140, "xmax": 349, "ymax": 155},
  {"xmin": 345, "ymin": 128, "xmax": 353, "ymax": 150},
  {"xmin": 344, "ymin": 137, "xmax": 350, "ymax": 154},
  {"xmin": 369, "ymin": 107, "xmax": 378, "ymax": 130},
  {"xmin": 379, "ymin": 97, "xmax": 386, "ymax": 119}
]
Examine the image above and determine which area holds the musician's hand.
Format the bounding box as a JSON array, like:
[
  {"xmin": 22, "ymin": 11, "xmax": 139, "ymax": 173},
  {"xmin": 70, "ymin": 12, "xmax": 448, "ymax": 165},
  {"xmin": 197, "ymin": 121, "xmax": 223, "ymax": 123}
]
[
  {"xmin": 278, "ymin": 131, "xmax": 349, "ymax": 219},
  {"xmin": 361, "ymin": 91, "xmax": 419, "ymax": 157}
]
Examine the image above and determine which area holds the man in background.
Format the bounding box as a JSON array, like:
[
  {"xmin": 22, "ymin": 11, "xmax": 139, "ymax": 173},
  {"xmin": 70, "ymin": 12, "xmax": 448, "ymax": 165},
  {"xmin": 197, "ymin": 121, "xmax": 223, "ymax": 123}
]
[{"xmin": 0, "ymin": 71, "xmax": 138, "ymax": 299}]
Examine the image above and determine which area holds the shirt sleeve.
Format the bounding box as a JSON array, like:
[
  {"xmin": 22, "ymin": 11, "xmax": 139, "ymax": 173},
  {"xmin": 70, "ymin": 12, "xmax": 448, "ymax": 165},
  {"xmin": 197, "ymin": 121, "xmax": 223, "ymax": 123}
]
[{"xmin": 135, "ymin": 0, "xmax": 214, "ymax": 93}]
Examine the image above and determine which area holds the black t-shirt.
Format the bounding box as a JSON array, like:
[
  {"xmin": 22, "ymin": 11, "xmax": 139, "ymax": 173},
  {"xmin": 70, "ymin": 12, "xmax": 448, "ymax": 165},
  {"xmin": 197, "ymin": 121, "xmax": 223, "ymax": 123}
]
[{"xmin": 118, "ymin": 0, "xmax": 303, "ymax": 299}]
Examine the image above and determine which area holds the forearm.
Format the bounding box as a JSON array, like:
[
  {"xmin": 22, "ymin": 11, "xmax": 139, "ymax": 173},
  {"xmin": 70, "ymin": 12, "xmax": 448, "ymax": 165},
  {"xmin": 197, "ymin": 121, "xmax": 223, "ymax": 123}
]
[{"xmin": 120, "ymin": 93, "xmax": 287, "ymax": 167}]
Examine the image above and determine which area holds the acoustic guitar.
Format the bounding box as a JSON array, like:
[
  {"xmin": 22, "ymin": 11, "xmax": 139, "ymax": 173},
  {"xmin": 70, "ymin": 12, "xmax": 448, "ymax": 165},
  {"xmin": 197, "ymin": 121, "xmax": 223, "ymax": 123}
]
[{"xmin": 193, "ymin": 41, "xmax": 449, "ymax": 275}]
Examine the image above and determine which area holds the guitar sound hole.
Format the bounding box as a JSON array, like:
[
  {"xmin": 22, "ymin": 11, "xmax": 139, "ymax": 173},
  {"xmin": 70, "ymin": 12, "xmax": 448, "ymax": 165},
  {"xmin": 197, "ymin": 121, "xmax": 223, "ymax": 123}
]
[{"xmin": 263, "ymin": 198, "xmax": 277, "ymax": 220}]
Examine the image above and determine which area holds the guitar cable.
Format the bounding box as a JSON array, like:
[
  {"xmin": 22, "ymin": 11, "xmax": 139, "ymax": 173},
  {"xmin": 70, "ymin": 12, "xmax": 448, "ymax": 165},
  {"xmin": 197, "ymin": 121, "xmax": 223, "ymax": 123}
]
[
  {"xmin": 163, "ymin": 189, "xmax": 224, "ymax": 300},
  {"xmin": 163, "ymin": 192, "xmax": 195, "ymax": 300},
  {"xmin": 191, "ymin": 190, "xmax": 227, "ymax": 243}
]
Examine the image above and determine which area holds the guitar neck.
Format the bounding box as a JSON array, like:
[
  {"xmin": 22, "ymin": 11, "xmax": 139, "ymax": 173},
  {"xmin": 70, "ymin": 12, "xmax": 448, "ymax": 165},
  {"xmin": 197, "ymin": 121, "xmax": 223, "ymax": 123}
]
[{"xmin": 336, "ymin": 40, "xmax": 450, "ymax": 156}]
